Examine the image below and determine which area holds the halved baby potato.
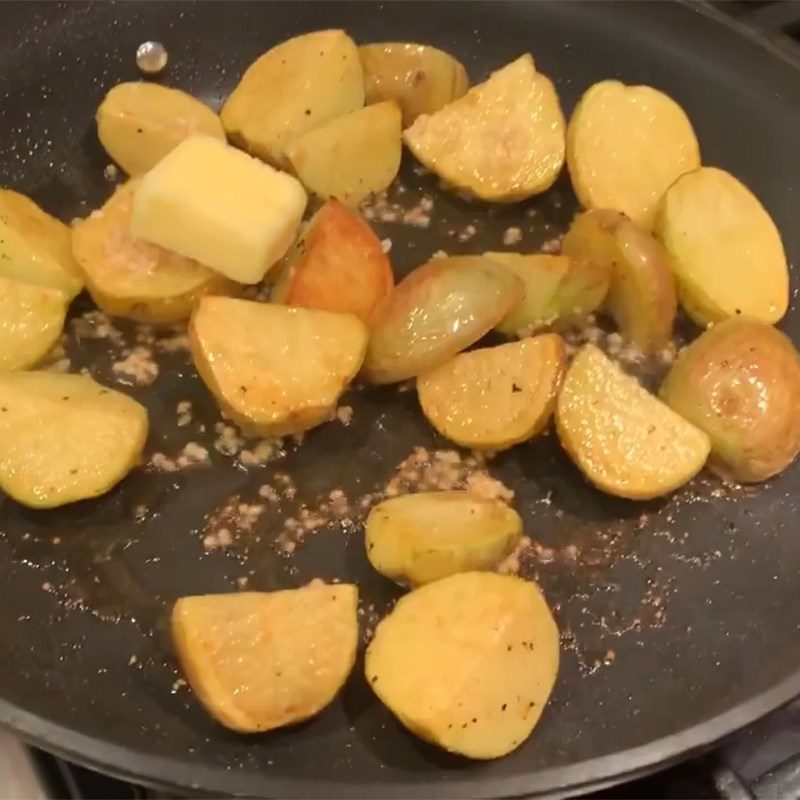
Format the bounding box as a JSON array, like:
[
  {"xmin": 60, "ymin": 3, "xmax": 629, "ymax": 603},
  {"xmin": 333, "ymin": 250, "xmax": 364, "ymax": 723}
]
[
  {"xmin": 190, "ymin": 297, "xmax": 367, "ymax": 435},
  {"xmin": 556, "ymin": 344, "xmax": 710, "ymax": 499},
  {"xmin": 221, "ymin": 30, "xmax": 365, "ymax": 168},
  {"xmin": 366, "ymin": 491, "xmax": 522, "ymax": 586},
  {"xmin": 364, "ymin": 255, "xmax": 523, "ymax": 384},
  {"xmin": 72, "ymin": 180, "xmax": 234, "ymax": 323},
  {"xmin": 365, "ymin": 571, "xmax": 559, "ymax": 759},
  {"xmin": 404, "ymin": 55, "xmax": 565, "ymax": 202},
  {"xmin": 285, "ymin": 101, "xmax": 402, "ymax": 207},
  {"xmin": 566, "ymin": 80, "xmax": 700, "ymax": 229},
  {"xmin": 418, "ymin": 335, "xmax": 565, "ymax": 450},
  {"xmin": 655, "ymin": 167, "xmax": 788, "ymax": 325},
  {"xmin": 0, "ymin": 372, "xmax": 148, "ymax": 508},
  {"xmin": 172, "ymin": 583, "xmax": 358, "ymax": 733}
]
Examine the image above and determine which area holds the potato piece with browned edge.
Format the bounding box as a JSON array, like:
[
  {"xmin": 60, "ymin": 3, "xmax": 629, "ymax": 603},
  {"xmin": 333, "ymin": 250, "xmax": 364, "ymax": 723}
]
[
  {"xmin": 365, "ymin": 571, "xmax": 559, "ymax": 759},
  {"xmin": 567, "ymin": 80, "xmax": 700, "ymax": 229},
  {"xmin": 660, "ymin": 318, "xmax": 800, "ymax": 483},
  {"xmin": 655, "ymin": 167, "xmax": 788, "ymax": 325},
  {"xmin": 285, "ymin": 101, "xmax": 402, "ymax": 207},
  {"xmin": 404, "ymin": 55, "xmax": 565, "ymax": 202},
  {"xmin": 364, "ymin": 255, "xmax": 523, "ymax": 384},
  {"xmin": 190, "ymin": 297, "xmax": 367, "ymax": 435},
  {"xmin": 172, "ymin": 583, "xmax": 358, "ymax": 733},
  {"xmin": 272, "ymin": 199, "xmax": 393, "ymax": 322},
  {"xmin": 359, "ymin": 42, "xmax": 468, "ymax": 126},
  {"xmin": 366, "ymin": 491, "xmax": 522, "ymax": 586},
  {"xmin": 418, "ymin": 335, "xmax": 565, "ymax": 450},
  {"xmin": 0, "ymin": 372, "xmax": 148, "ymax": 508},
  {"xmin": 556, "ymin": 345, "xmax": 709, "ymax": 499},
  {"xmin": 221, "ymin": 30, "xmax": 364, "ymax": 168}
]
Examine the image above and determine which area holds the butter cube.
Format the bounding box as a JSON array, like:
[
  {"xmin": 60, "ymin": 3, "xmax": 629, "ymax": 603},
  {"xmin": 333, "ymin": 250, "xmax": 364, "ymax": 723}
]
[{"xmin": 131, "ymin": 135, "xmax": 307, "ymax": 284}]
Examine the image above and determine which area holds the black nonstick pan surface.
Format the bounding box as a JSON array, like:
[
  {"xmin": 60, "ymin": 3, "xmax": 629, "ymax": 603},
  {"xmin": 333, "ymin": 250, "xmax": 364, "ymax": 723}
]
[{"xmin": 3, "ymin": 1, "xmax": 800, "ymax": 797}]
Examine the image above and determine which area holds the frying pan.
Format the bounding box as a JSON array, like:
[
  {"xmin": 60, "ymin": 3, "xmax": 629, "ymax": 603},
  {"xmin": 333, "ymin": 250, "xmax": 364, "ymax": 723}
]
[{"xmin": 2, "ymin": 1, "xmax": 800, "ymax": 797}]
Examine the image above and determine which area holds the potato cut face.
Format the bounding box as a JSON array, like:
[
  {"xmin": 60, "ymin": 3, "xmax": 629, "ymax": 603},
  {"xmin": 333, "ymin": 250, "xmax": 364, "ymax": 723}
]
[
  {"xmin": 96, "ymin": 81, "xmax": 225, "ymax": 176},
  {"xmin": 285, "ymin": 101, "xmax": 402, "ymax": 207},
  {"xmin": 404, "ymin": 55, "xmax": 565, "ymax": 202},
  {"xmin": 359, "ymin": 42, "xmax": 469, "ymax": 126},
  {"xmin": 655, "ymin": 167, "xmax": 788, "ymax": 325},
  {"xmin": 365, "ymin": 572, "xmax": 559, "ymax": 759},
  {"xmin": 366, "ymin": 491, "xmax": 522, "ymax": 586},
  {"xmin": 72, "ymin": 180, "xmax": 233, "ymax": 323},
  {"xmin": 0, "ymin": 372, "xmax": 148, "ymax": 508},
  {"xmin": 172, "ymin": 584, "xmax": 358, "ymax": 733},
  {"xmin": 566, "ymin": 80, "xmax": 700, "ymax": 229},
  {"xmin": 418, "ymin": 335, "xmax": 565, "ymax": 450},
  {"xmin": 556, "ymin": 345, "xmax": 710, "ymax": 499},
  {"xmin": 0, "ymin": 276, "xmax": 67, "ymax": 371},
  {"xmin": 364, "ymin": 255, "xmax": 523, "ymax": 384},
  {"xmin": 190, "ymin": 297, "xmax": 367, "ymax": 435},
  {"xmin": 660, "ymin": 318, "xmax": 800, "ymax": 483},
  {"xmin": 221, "ymin": 30, "xmax": 365, "ymax": 168}
]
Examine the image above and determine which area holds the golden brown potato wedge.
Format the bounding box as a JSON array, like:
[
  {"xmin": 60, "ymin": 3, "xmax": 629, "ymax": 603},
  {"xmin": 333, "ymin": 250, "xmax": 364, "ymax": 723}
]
[
  {"xmin": 566, "ymin": 80, "xmax": 700, "ymax": 229},
  {"xmin": 418, "ymin": 335, "xmax": 565, "ymax": 450},
  {"xmin": 172, "ymin": 583, "xmax": 358, "ymax": 733},
  {"xmin": 655, "ymin": 167, "xmax": 788, "ymax": 325},
  {"xmin": 365, "ymin": 491, "xmax": 522, "ymax": 586},
  {"xmin": 660, "ymin": 317, "xmax": 800, "ymax": 483},
  {"xmin": 0, "ymin": 372, "xmax": 148, "ymax": 508},
  {"xmin": 190, "ymin": 297, "xmax": 367, "ymax": 435},
  {"xmin": 365, "ymin": 571, "xmax": 559, "ymax": 759},
  {"xmin": 221, "ymin": 30, "xmax": 365, "ymax": 168},
  {"xmin": 556, "ymin": 345, "xmax": 710, "ymax": 499},
  {"xmin": 404, "ymin": 55, "xmax": 565, "ymax": 202}
]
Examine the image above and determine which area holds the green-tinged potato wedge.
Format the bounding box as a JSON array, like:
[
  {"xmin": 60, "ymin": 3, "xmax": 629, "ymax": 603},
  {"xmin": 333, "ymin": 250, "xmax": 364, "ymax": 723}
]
[
  {"xmin": 566, "ymin": 80, "xmax": 700, "ymax": 229},
  {"xmin": 655, "ymin": 166, "xmax": 788, "ymax": 325},
  {"xmin": 364, "ymin": 255, "xmax": 523, "ymax": 384},
  {"xmin": 285, "ymin": 101, "xmax": 402, "ymax": 207},
  {"xmin": 660, "ymin": 317, "xmax": 800, "ymax": 483},
  {"xmin": 221, "ymin": 30, "xmax": 364, "ymax": 168},
  {"xmin": 0, "ymin": 372, "xmax": 148, "ymax": 508},
  {"xmin": 490, "ymin": 253, "xmax": 610, "ymax": 334},
  {"xmin": 190, "ymin": 297, "xmax": 367, "ymax": 435},
  {"xmin": 172, "ymin": 583, "xmax": 358, "ymax": 733},
  {"xmin": 365, "ymin": 571, "xmax": 559, "ymax": 759},
  {"xmin": 359, "ymin": 42, "xmax": 468, "ymax": 126},
  {"xmin": 404, "ymin": 55, "xmax": 565, "ymax": 202},
  {"xmin": 562, "ymin": 210, "xmax": 677, "ymax": 353},
  {"xmin": 556, "ymin": 344, "xmax": 710, "ymax": 499},
  {"xmin": 366, "ymin": 491, "xmax": 522, "ymax": 586},
  {"xmin": 418, "ymin": 335, "xmax": 565, "ymax": 450}
]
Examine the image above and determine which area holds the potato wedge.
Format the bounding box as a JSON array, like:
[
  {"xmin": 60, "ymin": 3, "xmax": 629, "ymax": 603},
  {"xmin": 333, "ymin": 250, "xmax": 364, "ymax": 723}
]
[
  {"xmin": 0, "ymin": 372, "xmax": 148, "ymax": 508},
  {"xmin": 566, "ymin": 80, "xmax": 700, "ymax": 229},
  {"xmin": 172, "ymin": 583, "xmax": 358, "ymax": 733},
  {"xmin": 364, "ymin": 255, "xmax": 523, "ymax": 384},
  {"xmin": 72, "ymin": 180, "xmax": 234, "ymax": 324},
  {"xmin": 490, "ymin": 253, "xmax": 610, "ymax": 334},
  {"xmin": 404, "ymin": 55, "xmax": 565, "ymax": 202},
  {"xmin": 418, "ymin": 335, "xmax": 565, "ymax": 450},
  {"xmin": 359, "ymin": 42, "xmax": 468, "ymax": 126},
  {"xmin": 285, "ymin": 101, "xmax": 402, "ymax": 207},
  {"xmin": 272, "ymin": 199, "xmax": 393, "ymax": 321},
  {"xmin": 556, "ymin": 345, "xmax": 709, "ymax": 499},
  {"xmin": 655, "ymin": 167, "xmax": 788, "ymax": 325},
  {"xmin": 190, "ymin": 297, "xmax": 367, "ymax": 435},
  {"xmin": 660, "ymin": 318, "xmax": 800, "ymax": 483},
  {"xmin": 562, "ymin": 210, "xmax": 677, "ymax": 353},
  {"xmin": 221, "ymin": 30, "xmax": 364, "ymax": 168},
  {"xmin": 366, "ymin": 572, "xmax": 559, "ymax": 759},
  {"xmin": 366, "ymin": 491, "xmax": 522, "ymax": 586},
  {"xmin": 0, "ymin": 276, "xmax": 67, "ymax": 371}
]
